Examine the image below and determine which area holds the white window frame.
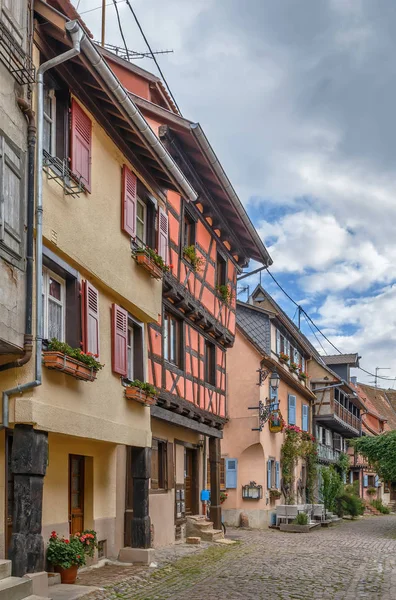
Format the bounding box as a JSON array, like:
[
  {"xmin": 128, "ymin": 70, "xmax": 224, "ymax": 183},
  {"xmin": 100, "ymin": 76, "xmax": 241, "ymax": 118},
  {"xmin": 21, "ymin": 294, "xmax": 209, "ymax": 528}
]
[
  {"xmin": 127, "ymin": 323, "xmax": 134, "ymax": 381},
  {"xmin": 42, "ymin": 267, "xmax": 66, "ymax": 342},
  {"xmin": 43, "ymin": 88, "xmax": 56, "ymax": 156},
  {"xmin": 136, "ymin": 197, "xmax": 146, "ymax": 244}
]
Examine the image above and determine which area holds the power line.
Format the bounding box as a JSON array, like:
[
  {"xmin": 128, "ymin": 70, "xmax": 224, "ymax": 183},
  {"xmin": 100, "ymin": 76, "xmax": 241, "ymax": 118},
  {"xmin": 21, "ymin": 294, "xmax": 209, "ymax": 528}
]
[
  {"xmin": 302, "ymin": 311, "xmax": 328, "ymax": 356},
  {"xmin": 358, "ymin": 366, "xmax": 396, "ymax": 382},
  {"xmin": 112, "ymin": 0, "xmax": 130, "ymax": 61},
  {"xmin": 124, "ymin": 0, "xmax": 182, "ymax": 114},
  {"xmin": 80, "ymin": 1, "xmax": 126, "ymax": 15}
]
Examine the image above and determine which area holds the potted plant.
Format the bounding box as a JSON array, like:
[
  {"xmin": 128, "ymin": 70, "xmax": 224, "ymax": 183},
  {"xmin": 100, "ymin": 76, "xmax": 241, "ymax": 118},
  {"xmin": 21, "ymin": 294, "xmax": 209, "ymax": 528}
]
[
  {"xmin": 42, "ymin": 339, "xmax": 104, "ymax": 382},
  {"xmin": 290, "ymin": 362, "xmax": 298, "ymax": 373},
  {"xmin": 125, "ymin": 379, "xmax": 158, "ymax": 405},
  {"xmin": 279, "ymin": 352, "xmax": 289, "ymax": 364},
  {"xmin": 299, "ymin": 371, "xmax": 309, "ymax": 381},
  {"xmin": 46, "ymin": 532, "xmax": 86, "ymax": 584},
  {"xmin": 366, "ymin": 486, "xmax": 377, "ymax": 497},
  {"xmin": 133, "ymin": 246, "xmax": 170, "ymax": 280},
  {"xmin": 216, "ymin": 284, "xmax": 234, "ymax": 305},
  {"xmin": 220, "ymin": 491, "xmax": 228, "ymax": 504},
  {"xmin": 269, "ymin": 489, "xmax": 282, "ymax": 500},
  {"xmin": 183, "ymin": 245, "xmax": 205, "ymax": 272}
]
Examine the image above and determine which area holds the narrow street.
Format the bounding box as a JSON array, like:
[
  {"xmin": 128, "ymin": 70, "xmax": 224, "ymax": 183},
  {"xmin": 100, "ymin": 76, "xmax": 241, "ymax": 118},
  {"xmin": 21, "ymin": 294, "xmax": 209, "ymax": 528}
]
[{"xmin": 77, "ymin": 516, "xmax": 396, "ymax": 600}]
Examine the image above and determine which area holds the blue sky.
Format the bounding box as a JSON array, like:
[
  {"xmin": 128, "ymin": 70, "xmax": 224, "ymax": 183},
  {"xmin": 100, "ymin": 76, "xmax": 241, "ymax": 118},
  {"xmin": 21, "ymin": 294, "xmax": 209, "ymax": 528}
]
[{"xmin": 73, "ymin": 0, "xmax": 396, "ymax": 386}]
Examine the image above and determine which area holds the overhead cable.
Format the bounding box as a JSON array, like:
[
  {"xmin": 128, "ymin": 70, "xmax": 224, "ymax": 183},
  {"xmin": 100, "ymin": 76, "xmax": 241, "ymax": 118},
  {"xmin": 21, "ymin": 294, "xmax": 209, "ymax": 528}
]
[{"xmin": 112, "ymin": 0, "xmax": 130, "ymax": 60}]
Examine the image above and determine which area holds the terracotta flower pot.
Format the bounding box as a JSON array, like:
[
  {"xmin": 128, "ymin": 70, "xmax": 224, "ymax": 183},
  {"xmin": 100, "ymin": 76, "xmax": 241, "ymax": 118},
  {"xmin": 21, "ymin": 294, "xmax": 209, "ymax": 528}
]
[
  {"xmin": 54, "ymin": 564, "xmax": 78, "ymax": 584},
  {"xmin": 42, "ymin": 351, "xmax": 97, "ymax": 382},
  {"xmin": 125, "ymin": 386, "xmax": 157, "ymax": 406},
  {"xmin": 134, "ymin": 253, "xmax": 163, "ymax": 279}
]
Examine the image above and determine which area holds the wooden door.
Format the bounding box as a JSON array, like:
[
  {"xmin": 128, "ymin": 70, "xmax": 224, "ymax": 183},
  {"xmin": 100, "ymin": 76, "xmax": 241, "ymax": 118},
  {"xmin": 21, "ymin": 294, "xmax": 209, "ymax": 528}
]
[
  {"xmin": 124, "ymin": 446, "xmax": 133, "ymax": 547},
  {"xmin": 391, "ymin": 483, "xmax": 396, "ymax": 501},
  {"xmin": 6, "ymin": 433, "xmax": 13, "ymax": 557},
  {"xmin": 69, "ymin": 455, "xmax": 85, "ymax": 535},
  {"xmin": 185, "ymin": 449, "xmax": 194, "ymax": 515}
]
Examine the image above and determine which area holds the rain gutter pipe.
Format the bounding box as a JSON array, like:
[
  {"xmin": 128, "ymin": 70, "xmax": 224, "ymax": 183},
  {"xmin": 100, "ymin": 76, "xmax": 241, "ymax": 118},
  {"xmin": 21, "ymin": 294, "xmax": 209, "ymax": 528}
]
[{"xmin": 1, "ymin": 20, "xmax": 84, "ymax": 429}]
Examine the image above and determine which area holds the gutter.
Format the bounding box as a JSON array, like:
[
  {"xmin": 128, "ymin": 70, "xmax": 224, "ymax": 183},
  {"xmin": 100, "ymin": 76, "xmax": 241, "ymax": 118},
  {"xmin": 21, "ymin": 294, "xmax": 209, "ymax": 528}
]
[
  {"xmin": 190, "ymin": 123, "xmax": 272, "ymax": 266},
  {"xmin": 1, "ymin": 21, "xmax": 84, "ymax": 428},
  {"xmin": 76, "ymin": 24, "xmax": 197, "ymax": 203}
]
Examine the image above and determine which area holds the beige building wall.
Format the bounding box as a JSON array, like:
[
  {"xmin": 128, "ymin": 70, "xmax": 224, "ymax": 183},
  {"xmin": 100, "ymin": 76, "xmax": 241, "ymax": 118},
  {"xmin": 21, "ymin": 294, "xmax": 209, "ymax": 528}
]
[{"xmin": 222, "ymin": 330, "xmax": 312, "ymax": 528}]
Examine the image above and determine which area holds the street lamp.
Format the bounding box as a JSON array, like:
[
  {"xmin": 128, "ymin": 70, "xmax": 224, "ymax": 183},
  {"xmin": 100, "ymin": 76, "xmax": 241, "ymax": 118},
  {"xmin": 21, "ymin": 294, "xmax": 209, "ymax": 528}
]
[{"xmin": 270, "ymin": 370, "xmax": 280, "ymax": 392}]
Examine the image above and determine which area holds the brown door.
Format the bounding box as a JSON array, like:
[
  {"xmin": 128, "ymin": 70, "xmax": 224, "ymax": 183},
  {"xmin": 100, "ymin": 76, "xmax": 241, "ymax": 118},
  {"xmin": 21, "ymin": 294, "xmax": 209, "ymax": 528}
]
[
  {"xmin": 6, "ymin": 433, "xmax": 13, "ymax": 557},
  {"xmin": 391, "ymin": 484, "xmax": 396, "ymax": 501},
  {"xmin": 185, "ymin": 449, "xmax": 194, "ymax": 515},
  {"xmin": 124, "ymin": 447, "xmax": 133, "ymax": 547},
  {"xmin": 69, "ymin": 455, "xmax": 85, "ymax": 535}
]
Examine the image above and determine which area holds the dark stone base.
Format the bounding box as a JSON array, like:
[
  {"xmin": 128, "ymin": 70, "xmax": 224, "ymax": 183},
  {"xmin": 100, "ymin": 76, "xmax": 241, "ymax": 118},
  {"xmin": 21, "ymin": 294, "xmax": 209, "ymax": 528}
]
[
  {"xmin": 132, "ymin": 516, "xmax": 151, "ymax": 549},
  {"xmin": 10, "ymin": 533, "xmax": 45, "ymax": 577}
]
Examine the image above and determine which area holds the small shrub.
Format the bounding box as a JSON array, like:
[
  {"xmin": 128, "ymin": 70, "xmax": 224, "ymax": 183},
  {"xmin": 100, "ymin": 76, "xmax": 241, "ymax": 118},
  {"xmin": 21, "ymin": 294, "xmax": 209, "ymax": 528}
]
[
  {"xmin": 344, "ymin": 480, "xmax": 360, "ymax": 497},
  {"xmin": 336, "ymin": 492, "xmax": 364, "ymax": 518},
  {"xmin": 366, "ymin": 486, "xmax": 377, "ymax": 497},
  {"xmin": 371, "ymin": 499, "xmax": 391, "ymax": 514},
  {"xmin": 293, "ymin": 512, "xmax": 308, "ymax": 526}
]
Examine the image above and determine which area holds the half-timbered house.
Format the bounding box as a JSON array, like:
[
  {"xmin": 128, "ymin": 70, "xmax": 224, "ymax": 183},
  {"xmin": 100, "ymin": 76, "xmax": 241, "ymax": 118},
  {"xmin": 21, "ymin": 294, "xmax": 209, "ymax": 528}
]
[{"xmin": 100, "ymin": 48, "xmax": 272, "ymax": 545}]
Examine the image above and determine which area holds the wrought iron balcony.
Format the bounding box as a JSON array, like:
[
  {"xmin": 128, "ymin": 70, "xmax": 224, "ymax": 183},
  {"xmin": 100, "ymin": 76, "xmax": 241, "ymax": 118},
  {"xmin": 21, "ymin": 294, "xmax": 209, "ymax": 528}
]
[
  {"xmin": 43, "ymin": 151, "xmax": 85, "ymax": 198},
  {"xmin": 317, "ymin": 443, "xmax": 341, "ymax": 463},
  {"xmin": 0, "ymin": 19, "xmax": 35, "ymax": 85}
]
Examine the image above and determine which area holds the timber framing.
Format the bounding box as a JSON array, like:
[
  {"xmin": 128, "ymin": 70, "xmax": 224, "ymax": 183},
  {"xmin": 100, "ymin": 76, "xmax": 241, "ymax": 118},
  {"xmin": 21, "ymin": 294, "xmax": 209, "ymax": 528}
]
[{"xmin": 151, "ymin": 403, "xmax": 224, "ymax": 438}]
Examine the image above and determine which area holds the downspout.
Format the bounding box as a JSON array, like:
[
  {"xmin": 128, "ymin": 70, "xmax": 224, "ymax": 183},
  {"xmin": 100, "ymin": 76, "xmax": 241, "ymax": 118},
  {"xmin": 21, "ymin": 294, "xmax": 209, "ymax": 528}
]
[
  {"xmin": 0, "ymin": 21, "xmax": 84, "ymax": 428},
  {"xmin": 0, "ymin": 100, "xmax": 36, "ymax": 371}
]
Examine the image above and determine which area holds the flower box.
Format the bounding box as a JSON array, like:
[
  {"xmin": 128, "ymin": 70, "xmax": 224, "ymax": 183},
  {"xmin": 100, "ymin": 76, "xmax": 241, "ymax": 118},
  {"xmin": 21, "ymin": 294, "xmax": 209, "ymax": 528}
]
[
  {"xmin": 42, "ymin": 351, "xmax": 97, "ymax": 382},
  {"xmin": 134, "ymin": 252, "xmax": 163, "ymax": 279},
  {"xmin": 125, "ymin": 385, "xmax": 157, "ymax": 406}
]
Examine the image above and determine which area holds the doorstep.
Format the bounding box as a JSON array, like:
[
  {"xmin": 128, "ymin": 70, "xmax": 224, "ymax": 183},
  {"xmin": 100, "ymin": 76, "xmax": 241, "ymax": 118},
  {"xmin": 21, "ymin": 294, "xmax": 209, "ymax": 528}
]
[{"xmin": 47, "ymin": 583, "xmax": 100, "ymax": 600}]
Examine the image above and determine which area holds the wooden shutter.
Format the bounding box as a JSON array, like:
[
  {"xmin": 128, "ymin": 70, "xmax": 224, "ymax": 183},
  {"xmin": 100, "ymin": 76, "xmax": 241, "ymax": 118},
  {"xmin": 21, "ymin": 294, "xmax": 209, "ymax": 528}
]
[
  {"xmin": 302, "ymin": 404, "xmax": 309, "ymax": 431},
  {"xmin": 363, "ymin": 474, "xmax": 368, "ymax": 488},
  {"xmin": 267, "ymin": 460, "xmax": 272, "ymax": 489},
  {"xmin": 288, "ymin": 395, "xmax": 296, "ymax": 425},
  {"xmin": 225, "ymin": 458, "xmax": 237, "ymax": 489},
  {"xmin": 275, "ymin": 461, "xmax": 280, "ymax": 489},
  {"xmin": 82, "ymin": 280, "xmax": 100, "ymax": 357},
  {"xmin": 158, "ymin": 207, "xmax": 169, "ymax": 263},
  {"xmin": 151, "ymin": 439, "xmax": 159, "ymax": 489},
  {"xmin": 276, "ymin": 329, "xmax": 281, "ymax": 354},
  {"xmin": 375, "ymin": 475, "xmax": 380, "ymax": 488},
  {"xmin": 70, "ymin": 99, "xmax": 92, "ymax": 191},
  {"xmin": 121, "ymin": 165, "xmax": 137, "ymax": 237},
  {"xmin": 111, "ymin": 303, "xmax": 128, "ymax": 376},
  {"xmin": 166, "ymin": 442, "xmax": 174, "ymax": 490}
]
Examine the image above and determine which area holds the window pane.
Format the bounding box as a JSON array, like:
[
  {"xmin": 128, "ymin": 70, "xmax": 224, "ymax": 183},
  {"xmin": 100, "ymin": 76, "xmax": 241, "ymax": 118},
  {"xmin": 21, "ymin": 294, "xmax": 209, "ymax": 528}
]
[
  {"xmin": 163, "ymin": 315, "xmax": 169, "ymax": 360},
  {"xmin": 136, "ymin": 219, "xmax": 144, "ymax": 242},
  {"xmin": 127, "ymin": 327, "xmax": 133, "ymax": 380},
  {"xmin": 3, "ymin": 161, "xmax": 20, "ymax": 232},
  {"xmin": 49, "ymin": 277, "xmax": 61, "ymax": 300},
  {"xmin": 43, "ymin": 118, "xmax": 52, "ymax": 155},
  {"xmin": 48, "ymin": 299, "xmax": 62, "ymax": 340},
  {"xmin": 170, "ymin": 319, "xmax": 176, "ymax": 362},
  {"xmin": 137, "ymin": 201, "xmax": 145, "ymax": 221}
]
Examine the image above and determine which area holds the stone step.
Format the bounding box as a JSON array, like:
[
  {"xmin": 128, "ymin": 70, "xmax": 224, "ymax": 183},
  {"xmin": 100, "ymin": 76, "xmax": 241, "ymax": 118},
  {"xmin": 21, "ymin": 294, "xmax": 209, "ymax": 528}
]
[
  {"xmin": 25, "ymin": 596, "xmax": 49, "ymax": 600},
  {"xmin": 200, "ymin": 528, "xmax": 224, "ymax": 542},
  {"xmin": 0, "ymin": 576, "xmax": 33, "ymax": 600},
  {"xmin": 48, "ymin": 573, "xmax": 61, "ymax": 586},
  {"xmin": 0, "ymin": 560, "xmax": 11, "ymax": 581}
]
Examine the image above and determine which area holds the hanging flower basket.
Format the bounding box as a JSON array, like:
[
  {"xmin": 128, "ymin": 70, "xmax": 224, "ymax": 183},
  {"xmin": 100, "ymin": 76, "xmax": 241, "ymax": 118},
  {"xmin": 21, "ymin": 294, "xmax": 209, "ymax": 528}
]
[
  {"xmin": 269, "ymin": 409, "xmax": 285, "ymax": 433},
  {"xmin": 125, "ymin": 380, "xmax": 158, "ymax": 406},
  {"xmin": 42, "ymin": 351, "xmax": 97, "ymax": 382}
]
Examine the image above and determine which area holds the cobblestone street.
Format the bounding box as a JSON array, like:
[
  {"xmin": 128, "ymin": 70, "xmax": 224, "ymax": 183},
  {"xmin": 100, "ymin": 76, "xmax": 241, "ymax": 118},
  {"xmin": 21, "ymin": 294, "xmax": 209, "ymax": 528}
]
[{"xmin": 76, "ymin": 516, "xmax": 396, "ymax": 600}]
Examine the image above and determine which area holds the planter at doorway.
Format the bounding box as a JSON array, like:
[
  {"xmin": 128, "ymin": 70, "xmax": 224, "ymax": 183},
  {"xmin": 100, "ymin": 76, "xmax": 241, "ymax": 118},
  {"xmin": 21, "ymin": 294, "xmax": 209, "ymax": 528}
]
[{"xmin": 54, "ymin": 564, "xmax": 78, "ymax": 585}]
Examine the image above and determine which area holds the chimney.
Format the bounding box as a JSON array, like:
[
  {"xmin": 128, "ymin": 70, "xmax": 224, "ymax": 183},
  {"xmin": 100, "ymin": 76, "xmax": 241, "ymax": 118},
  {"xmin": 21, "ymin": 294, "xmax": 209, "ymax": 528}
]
[{"xmin": 350, "ymin": 376, "xmax": 357, "ymax": 385}]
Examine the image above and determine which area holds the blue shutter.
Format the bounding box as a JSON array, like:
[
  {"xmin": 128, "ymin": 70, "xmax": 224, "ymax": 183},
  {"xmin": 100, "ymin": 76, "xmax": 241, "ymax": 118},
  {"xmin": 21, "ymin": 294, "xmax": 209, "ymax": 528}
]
[
  {"xmin": 275, "ymin": 461, "xmax": 280, "ymax": 489},
  {"xmin": 267, "ymin": 460, "xmax": 272, "ymax": 489},
  {"xmin": 276, "ymin": 330, "xmax": 281, "ymax": 354},
  {"xmin": 349, "ymin": 471, "xmax": 353, "ymax": 484},
  {"xmin": 343, "ymin": 472, "xmax": 347, "ymax": 484},
  {"xmin": 288, "ymin": 395, "xmax": 296, "ymax": 425},
  {"xmin": 225, "ymin": 458, "xmax": 237, "ymax": 489},
  {"xmin": 302, "ymin": 404, "xmax": 309, "ymax": 431},
  {"xmin": 375, "ymin": 475, "xmax": 380, "ymax": 488},
  {"xmin": 363, "ymin": 474, "xmax": 368, "ymax": 488}
]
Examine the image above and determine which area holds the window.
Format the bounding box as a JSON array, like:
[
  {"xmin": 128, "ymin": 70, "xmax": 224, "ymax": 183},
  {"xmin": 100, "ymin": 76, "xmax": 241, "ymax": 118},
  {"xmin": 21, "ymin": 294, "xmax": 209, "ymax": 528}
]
[
  {"xmin": 225, "ymin": 458, "xmax": 237, "ymax": 489},
  {"xmin": 2, "ymin": 0, "xmax": 25, "ymax": 47},
  {"xmin": 163, "ymin": 311, "xmax": 181, "ymax": 366},
  {"xmin": 136, "ymin": 198, "xmax": 146, "ymax": 244},
  {"xmin": 111, "ymin": 305, "xmax": 144, "ymax": 379},
  {"xmin": 151, "ymin": 439, "xmax": 167, "ymax": 490},
  {"xmin": 0, "ymin": 133, "xmax": 23, "ymax": 258},
  {"xmin": 182, "ymin": 211, "xmax": 195, "ymax": 249},
  {"xmin": 205, "ymin": 340, "xmax": 216, "ymax": 386},
  {"xmin": 127, "ymin": 325, "xmax": 134, "ymax": 381},
  {"xmin": 42, "ymin": 268, "xmax": 65, "ymax": 341},
  {"xmin": 267, "ymin": 459, "xmax": 280, "ymax": 490},
  {"xmin": 216, "ymin": 252, "xmax": 227, "ymax": 288},
  {"xmin": 43, "ymin": 88, "xmax": 56, "ymax": 156}
]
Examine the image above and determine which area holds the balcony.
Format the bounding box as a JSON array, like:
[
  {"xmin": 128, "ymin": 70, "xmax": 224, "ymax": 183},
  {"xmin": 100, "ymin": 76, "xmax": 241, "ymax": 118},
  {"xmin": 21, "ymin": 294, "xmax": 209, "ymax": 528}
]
[
  {"xmin": 315, "ymin": 400, "xmax": 361, "ymax": 437},
  {"xmin": 317, "ymin": 443, "xmax": 341, "ymax": 463},
  {"xmin": 334, "ymin": 400, "xmax": 361, "ymax": 433}
]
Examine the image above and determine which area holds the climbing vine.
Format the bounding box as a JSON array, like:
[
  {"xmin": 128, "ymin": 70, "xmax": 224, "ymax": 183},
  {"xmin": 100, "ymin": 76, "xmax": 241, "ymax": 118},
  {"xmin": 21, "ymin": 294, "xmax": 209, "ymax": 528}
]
[{"xmin": 281, "ymin": 426, "xmax": 318, "ymax": 504}]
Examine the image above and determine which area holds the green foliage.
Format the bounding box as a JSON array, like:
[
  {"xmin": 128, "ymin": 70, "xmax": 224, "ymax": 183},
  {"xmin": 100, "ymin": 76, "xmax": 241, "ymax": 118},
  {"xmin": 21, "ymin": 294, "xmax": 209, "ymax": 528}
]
[
  {"xmin": 320, "ymin": 466, "xmax": 342, "ymax": 513},
  {"xmin": 134, "ymin": 246, "xmax": 170, "ymax": 272},
  {"xmin": 183, "ymin": 245, "xmax": 205, "ymax": 272},
  {"xmin": 336, "ymin": 452, "xmax": 350, "ymax": 477},
  {"xmin": 336, "ymin": 492, "xmax": 364, "ymax": 518},
  {"xmin": 281, "ymin": 427, "xmax": 318, "ymax": 504},
  {"xmin": 47, "ymin": 532, "xmax": 86, "ymax": 569},
  {"xmin": 293, "ymin": 512, "xmax": 308, "ymax": 525},
  {"xmin": 216, "ymin": 284, "xmax": 234, "ymax": 304},
  {"xmin": 344, "ymin": 480, "xmax": 360, "ymax": 497},
  {"xmin": 75, "ymin": 530, "xmax": 98, "ymax": 558},
  {"xmin": 128, "ymin": 379, "xmax": 157, "ymax": 396},
  {"xmin": 366, "ymin": 486, "xmax": 377, "ymax": 497},
  {"xmin": 47, "ymin": 339, "xmax": 104, "ymax": 371},
  {"xmin": 371, "ymin": 499, "xmax": 391, "ymax": 514},
  {"xmin": 352, "ymin": 431, "xmax": 396, "ymax": 482}
]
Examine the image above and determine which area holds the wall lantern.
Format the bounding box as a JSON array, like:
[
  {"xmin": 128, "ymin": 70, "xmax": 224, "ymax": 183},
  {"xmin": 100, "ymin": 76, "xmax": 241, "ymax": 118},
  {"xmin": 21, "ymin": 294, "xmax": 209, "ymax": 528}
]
[
  {"xmin": 270, "ymin": 370, "xmax": 280, "ymax": 391},
  {"xmin": 242, "ymin": 481, "xmax": 263, "ymax": 500},
  {"xmin": 249, "ymin": 369, "xmax": 281, "ymax": 432}
]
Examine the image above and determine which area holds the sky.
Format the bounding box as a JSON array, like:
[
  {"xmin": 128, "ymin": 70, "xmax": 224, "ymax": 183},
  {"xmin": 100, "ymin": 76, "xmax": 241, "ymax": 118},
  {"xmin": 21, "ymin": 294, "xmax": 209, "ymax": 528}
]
[{"xmin": 72, "ymin": 0, "xmax": 396, "ymax": 386}]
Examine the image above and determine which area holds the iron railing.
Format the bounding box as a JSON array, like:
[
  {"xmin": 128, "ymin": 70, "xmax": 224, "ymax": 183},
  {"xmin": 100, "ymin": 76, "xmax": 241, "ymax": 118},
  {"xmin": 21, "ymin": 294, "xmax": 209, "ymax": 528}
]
[
  {"xmin": 0, "ymin": 19, "xmax": 35, "ymax": 85},
  {"xmin": 317, "ymin": 443, "xmax": 341, "ymax": 462},
  {"xmin": 43, "ymin": 150, "xmax": 85, "ymax": 198},
  {"xmin": 334, "ymin": 400, "xmax": 361, "ymax": 432}
]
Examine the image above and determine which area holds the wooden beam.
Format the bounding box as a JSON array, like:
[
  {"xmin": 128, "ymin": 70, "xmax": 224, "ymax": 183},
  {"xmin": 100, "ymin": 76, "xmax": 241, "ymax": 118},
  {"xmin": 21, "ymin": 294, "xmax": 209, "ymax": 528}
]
[{"xmin": 151, "ymin": 405, "xmax": 223, "ymax": 438}]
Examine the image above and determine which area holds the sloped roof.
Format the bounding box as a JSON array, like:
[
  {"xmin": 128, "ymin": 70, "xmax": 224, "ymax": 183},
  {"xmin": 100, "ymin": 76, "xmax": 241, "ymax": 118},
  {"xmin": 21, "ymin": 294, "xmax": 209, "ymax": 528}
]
[
  {"xmin": 384, "ymin": 390, "xmax": 396, "ymax": 416},
  {"xmin": 322, "ymin": 353, "xmax": 360, "ymax": 367},
  {"xmin": 236, "ymin": 302, "xmax": 271, "ymax": 356},
  {"xmin": 354, "ymin": 383, "xmax": 396, "ymax": 431}
]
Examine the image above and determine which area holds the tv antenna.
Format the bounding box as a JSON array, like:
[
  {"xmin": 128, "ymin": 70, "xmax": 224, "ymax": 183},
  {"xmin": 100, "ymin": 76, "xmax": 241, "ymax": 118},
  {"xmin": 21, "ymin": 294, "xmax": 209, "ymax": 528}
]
[
  {"xmin": 373, "ymin": 367, "xmax": 390, "ymax": 388},
  {"xmin": 95, "ymin": 41, "xmax": 173, "ymax": 61}
]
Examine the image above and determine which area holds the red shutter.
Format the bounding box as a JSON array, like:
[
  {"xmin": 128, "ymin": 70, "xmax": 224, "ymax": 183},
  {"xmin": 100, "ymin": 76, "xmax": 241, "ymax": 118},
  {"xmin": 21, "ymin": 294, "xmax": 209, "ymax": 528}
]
[
  {"xmin": 158, "ymin": 207, "xmax": 169, "ymax": 263},
  {"xmin": 71, "ymin": 99, "xmax": 92, "ymax": 192},
  {"xmin": 112, "ymin": 303, "xmax": 128, "ymax": 376},
  {"xmin": 121, "ymin": 165, "xmax": 137, "ymax": 237},
  {"xmin": 82, "ymin": 280, "xmax": 100, "ymax": 357}
]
